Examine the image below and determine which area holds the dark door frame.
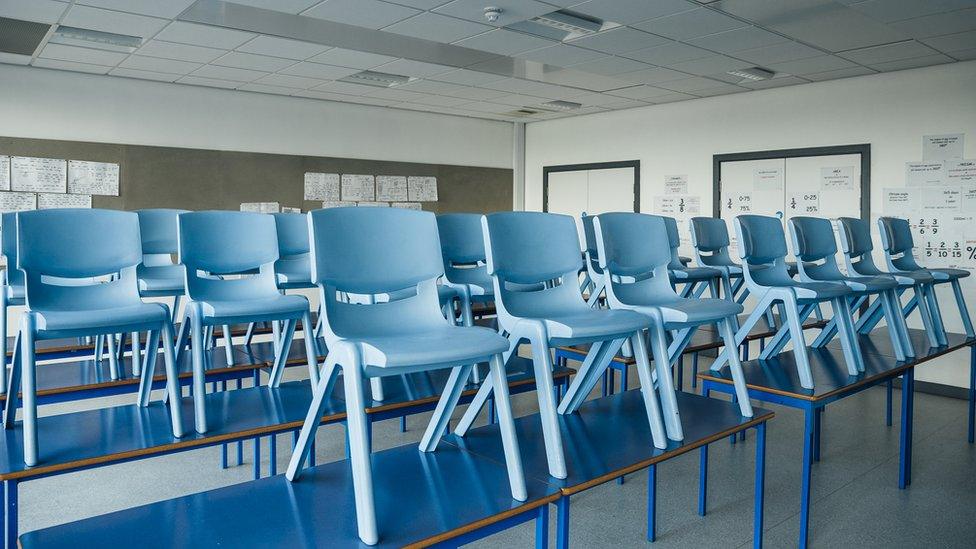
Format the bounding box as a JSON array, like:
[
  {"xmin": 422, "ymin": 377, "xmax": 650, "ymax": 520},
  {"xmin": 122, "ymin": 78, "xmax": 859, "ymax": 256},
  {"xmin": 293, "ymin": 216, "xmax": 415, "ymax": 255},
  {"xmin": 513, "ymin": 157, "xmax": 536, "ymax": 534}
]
[{"xmin": 543, "ymin": 160, "xmax": 640, "ymax": 213}]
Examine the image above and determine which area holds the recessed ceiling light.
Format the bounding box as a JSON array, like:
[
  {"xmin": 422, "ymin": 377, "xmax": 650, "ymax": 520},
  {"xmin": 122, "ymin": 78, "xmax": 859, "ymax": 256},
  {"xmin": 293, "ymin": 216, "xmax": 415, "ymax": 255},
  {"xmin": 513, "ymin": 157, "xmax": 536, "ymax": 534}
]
[
  {"xmin": 727, "ymin": 67, "xmax": 775, "ymax": 81},
  {"xmin": 530, "ymin": 10, "xmax": 603, "ymax": 37},
  {"xmin": 338, "ymin": 70, "xmax": 413, "ymax": 88},
  {"xmin": 540, "ymin": 100, "xmax": 582, "ymax": 111},
  {"xmin": 50, "ymin": 25, "xmax": 142, "ymax": 53}
]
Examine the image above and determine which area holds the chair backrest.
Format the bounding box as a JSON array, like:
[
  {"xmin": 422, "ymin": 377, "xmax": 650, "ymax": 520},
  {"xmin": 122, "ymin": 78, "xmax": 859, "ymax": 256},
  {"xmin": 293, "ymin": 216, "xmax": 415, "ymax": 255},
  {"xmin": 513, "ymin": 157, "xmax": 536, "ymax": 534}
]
[
  {"xmin": 579, "ymin": 212, "xmax": 603, "ymax": 276},
  {"xmin": 436, "ymin": 213, "xmax": 491, "ymax": 291},
  {"xmin": 836, "ymin": 216, "xmax": 883, "ymax": 276},
  {"xmin": 272, "ymin": 212, "xmax": 310, "ymax": 257},
  {"xmin": 17, "ymin": 209, "xmax": 143, "ymax": 310},
  {"xmin": 1, "ymin": 213, "xmax": 24, "ymax": 289},
  {"xmin": 734, "ymin": 214, "xmax": 794, "ymax": 286},
  {"xmin": 661, "ymin": 216, "xmax": 686, "ymax": 270},
  {"xmin": 689, "ymin": 216, "xmax": 737, "ymax": 269},
  {"xmin": 308, "ymin": 207, "xmax": 447, "ymax": 340},
  {"xmin": 136, "ymin": 209, "xmax": 187, "ymax": 268},
  {"xmin": 788, "ymin": 216, "xmax": 845, "ymax": 280},
  {"xmin": 178, "ymin": 211, "xmax": 280, "ymax": 300},
  {"xmin": 592, "ymin": 213, "xmax": 676, "ymax": 307},
  {"xmin": 877, "ymin": 216, "xmax": 922, "ymax": 271}
]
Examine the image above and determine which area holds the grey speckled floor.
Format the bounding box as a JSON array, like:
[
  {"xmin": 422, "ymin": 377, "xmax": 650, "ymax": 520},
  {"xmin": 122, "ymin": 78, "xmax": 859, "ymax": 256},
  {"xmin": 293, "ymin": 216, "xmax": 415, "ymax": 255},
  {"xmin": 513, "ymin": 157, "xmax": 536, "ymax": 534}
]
[{"xmin": 17, "ymin": 350, "xmax": 976, "ymax": 548}]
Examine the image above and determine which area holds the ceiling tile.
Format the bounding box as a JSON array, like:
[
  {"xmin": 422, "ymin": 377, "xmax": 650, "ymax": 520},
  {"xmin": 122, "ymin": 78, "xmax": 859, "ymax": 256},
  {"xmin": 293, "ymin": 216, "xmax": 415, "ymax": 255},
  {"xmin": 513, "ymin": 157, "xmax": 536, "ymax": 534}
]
[
  {"xmin": 439, "ymin": 85, "xmax": 509, "ymax": 100},
  {"xmin": 33, "ymin": 57, "xmax": 111, "ymax": 74},
  {"xmin": 75, "ymin": 0, "xmax": 195, "ymax": 19},
  {"xmin": 311, "ymin": 80, "xmax": 385, "ymax": 95},
  {"xmin": 868, "ymin": 53, "xmax": 955, "ymax": 71},
  {"xmin": 687, "ymin": 26, "xmax": 789, "ymax": 53},
  {"xmin": 657, "ymin": 75, "xmax": 728, "ymax": 92},
  {"xmin": 667, "ymin": 54, "xmax": 751, "ymax": 74},
  {"xmin": 802, "ymin": 65, "xmax": 876, "ymax": 81},
  {"xmin": 191, "ymin": 64, "xmax": 268, "ymax": 82},
  {"xmin": 617, "ymin": 66, "xmax": 690, "ymax": 84},
  {"xmin": 118, "ymin": 54, "xmax": 202, "ymax": 74},
  {"xmin": 177, "ymin": 75, "xmax": 242, "ymax": 89},
  {"xmin": 278, "ymin": 61, "xmax": 360, "ymax": 79},
  {"xmin": 693, "ymin": 83, "xmax": 748, "ymax": 96},
  {"xmin": 848, "ymin": 0, "xmax": 976, "ymax": 24},
  {"xmin": 768, "ymin": 54, "xmax": 857, "ymax": 75},
  {"xmin": 624, "ymin": 42, "xmax": 713, "ymax": 65},
  {"xmin": 0, "ymin": 0, "xmax": 69, "ymax": 24},
  {"xmin": 213, "ymin": 51, "xmax": 296, "ymax": 72},
  {"xmin": 228, "ymin": 0, "xmax": 322, "ymax": 14},
  {"xmin": 488, "ymin": 93, "xmax": 547, "ymax": 106},
  {"xmin": 395, "ymin": 79, "xmax": 469, "ymax": 94},
  {"xmin": 0, "ymin": 52, "xmax": 32, "ymax": 65},
  {"xmin": 517, "ymin": 44, "xmax": 608, "ymax": 66},
  {"xmin": 565, "ymin": 27, "xmax": 670, "ymax": 54},
  {"xmin": 382, "ymin": 12, "xmax": 492, "ymax": 42},
  {"xmin": 949, "ymin": 47, "xmax": 976, "ymax": 59},
  {"xmin": 540, "ymin": 70, "xmax": 634, "ymax": 91},
  {"xmin": 156, "ymin": 22, "xmax": 257, "ymax": 49},
  {"xmin": 373, "ymin": 58, "xmax": 456, "ymax": 77},
  {"xmin": 600, "ymin": 98, "xmax": 652, "ymax": 110},
  {"xmin": 890, "ymin": 8, "xmax": 976, "ymax": 38},
  {"xmin": 453, "ymin": 28, "xmax": 555, "ymax": 55},
  {"xmin": 292, "ymin": 89, "xmax": 361, "ymax": 102},
  {"xmin": 648, "ymin": 92, "xmax": 697, "ymax": 103},
  {"xmin": 254, "ymin": 73, "xmax": 325, "ymax": 89},
  {"xmin": 238, "ymin": 82, "xmax": 296, "ymax": 95},
  {"xmin": 362, "ymin": 86, "xmax": 428, "ymax": 101},
  {"xmin": 403, "ymin": 94, "xmax": 472, "ymax": 107},
  {"xmin": 136, "ymin": 40, "xmax": 226, "ymax": 63},
  {"xmin": 61, "ymin": 4, "xmax": 169, "ymax": 39},
  {"xmin": 633, "ymin": 7, "xmax": 747, "ymax": 40},
  {"xmin": 39, "ymin": 43, "xmax": 127, "ymax": 67},
  {"xmin": 734, "ymin": 41, "xmax": 825, "ymax": 65},
  {"xmin": 923, "ymin": 29, "xmax": 976, "ymax": 52},
  {"xmin": 605, "ymin": 84, "xmax": 677, "ymax": 99},
  {"xmin": 386, "ymin": 0, "xmax": 453, "ymax": 9},
  {"xmin": 307, "ymin": 48, "xmax": 398, "ymax": 69},
  {"xmin": 739, "ymin": 75, "xmax": 809, "ymax": 89},
  {"xmin": 431, "ymin": 68, "xmax": 506, "ymax": 85},
  {"xmin": 570, "ymin": 0, "xmax": 697, "ymax": 25},
  {"xmin": 569, "ymin": 55, "xmax": 652, "ymax": 75},
  {"xmin": 303, "ymin": 0, "xmax": 420, "ymax": 30},
  {"xmin": 236, "ymin": 35, "xmax": 330, "ymax": 60},
  {"xmin": 454, "ymin": 101, "xmax": 509, "ymax": 113},
  {"xmin": 108, "ymin": 66, "xmax": 181, "ymax": 82},
  {"xmin": 839, "ymin": 40, "xmax": 940, "ymax": 64},
  {"xmin": 433, "ymin": 0, "xmax": 555, "ymax": 27}
]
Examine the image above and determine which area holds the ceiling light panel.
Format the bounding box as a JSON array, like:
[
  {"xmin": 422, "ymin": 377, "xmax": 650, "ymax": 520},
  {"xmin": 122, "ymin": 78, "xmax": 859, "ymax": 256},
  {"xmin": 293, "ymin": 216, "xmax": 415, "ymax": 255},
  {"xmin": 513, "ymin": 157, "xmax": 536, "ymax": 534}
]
[{"xmin": 338, "ymin": 70, "xmax": 414, "ymax": 87}]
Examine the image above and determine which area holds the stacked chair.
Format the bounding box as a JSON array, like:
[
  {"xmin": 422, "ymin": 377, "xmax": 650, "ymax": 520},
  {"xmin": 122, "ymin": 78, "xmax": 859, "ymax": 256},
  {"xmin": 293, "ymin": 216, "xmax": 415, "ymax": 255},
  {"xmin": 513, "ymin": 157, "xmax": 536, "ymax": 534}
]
[
  {"xmin": 663, "ymin": 216, "xmax": 724, "ymax": 299},
  {"xmin": 0, "ymin": 213, "xmax": 26, "ymax": 394},
  {"xmin": 689, "ymin": 216, "xmax": 749, "ymax": 303}
]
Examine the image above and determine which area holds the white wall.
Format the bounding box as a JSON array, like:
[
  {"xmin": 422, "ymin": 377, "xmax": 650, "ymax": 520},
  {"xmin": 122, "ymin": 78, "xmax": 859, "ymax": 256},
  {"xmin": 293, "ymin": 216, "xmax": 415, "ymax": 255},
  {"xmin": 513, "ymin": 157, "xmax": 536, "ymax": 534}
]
[
  {"xmin": 525, "ymin": 60, "xmax": 976, "ymax": 389},
  {"xmin": 0, "ymin": 64, "xmax": 513, "ymax": 168}
]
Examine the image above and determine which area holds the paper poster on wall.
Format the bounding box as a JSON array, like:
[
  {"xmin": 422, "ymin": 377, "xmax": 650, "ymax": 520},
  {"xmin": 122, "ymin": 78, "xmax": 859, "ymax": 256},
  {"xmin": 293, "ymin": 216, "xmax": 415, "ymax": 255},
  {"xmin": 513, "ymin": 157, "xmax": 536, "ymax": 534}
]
[
  {"xmin": 281, "ymin": 206, "xmax": 302, "ymax": 213},
  {"xmin": 376, "ymin": 176, "xmax": 408, "ymax": 202},
  {"xmin": 883, "ymin": 188, "xmax": 916, "ymax": 216},
  {"xmin": 11, "ymin": 157, "xmax": 67, "ymax": 193},
  {"xmin": 304, "ymin": 173, "xmax": 340, "ymax": 201},
  {"xmin": 0, "ymin": 192, "xmax": 37, "ymax": 212},
  {"xmin": 906, "ymin": 161, "xmax": 945, "ymax": 186},
  {"xmin": 357, "ymin": 202, "xmax": 389, "ymax": 207},
  {"xmin": 946, "ymin": 160, "xmax": 976, "ymax": 183},
  {"xmin": 725, "ymin": 192, "xmax": 753, "ymax": 214},
  {"xmin": 67, "ymin": 160, "xmax": 119, "ymax": 196},
  {"xmin": 664, "ymin": 175, "xmax": 688, "ymax": 195},
  {"xmin": 753, "ymin": 168, "xmax": 783, "ymax": 191},
  {"xmin": 653, "ymin": 196, "xmax": 679, "ymax": 215},
  {"xmin": 341, "ymin": 174, "xmax": 375, "ymax": 202},
  {"xmin": 392, "ymin": 202, "xmax": 422, "ymax": 210},
  {"xmin": 322, "ymin": 200, "xmax": 355, "ymax": 209},
  {"xmin": 240, "ymin": 202, "xmax": 280, "ymax": 213},
  {"xmin": 407, "ymin": 176, "xmax": 438, "ymax": 201},
  {"xmin": 923, "ymin": 133, "xmax": 964, "ymax": 161},
  {"xmin": 921, "ymin": 186, "xmax": 961, "ymax": 211},
  {"xmin": 788, "ymin": 191, "xmax": 820, "ymax": 214},
  {"xmin": 820, "ymin": 166, "xmax": 855, "ymax": 191},
  {"xmin": 0, "ymin": 156, "xmax": 9, "ymax": 191},
  {"xmin": 37, "ymin": 193, "xmax": 92, "ymax": 209}
]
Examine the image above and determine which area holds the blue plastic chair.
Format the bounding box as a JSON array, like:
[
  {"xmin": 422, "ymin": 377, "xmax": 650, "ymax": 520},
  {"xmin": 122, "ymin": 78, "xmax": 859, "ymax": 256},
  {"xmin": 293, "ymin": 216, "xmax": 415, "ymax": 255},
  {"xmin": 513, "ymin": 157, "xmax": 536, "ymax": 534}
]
[
  {"xmin": 4, "ymin": 209, "xmax": 185, "ymax": 466},
  {"xmin": 712, "ymin": 214, "xmax": 862, "ymax": 389},
  {"xmin": 689, "ymin": 216, "xmax": 750, "ymax": 304},
  {"xmin": 595, "ymin": 212, "xmax": 753, "ymax": 417},
  {"xmin": 662, "ymin": 216, "xmax": 723, "ymax": 299},
  {"xmin": 0, "ymin": 213, "xmax": 26, "ymax": 395},
  {"xmin": 285, "ymin": 207, "xmax": 525, "ymax": 545},
  {"xmin": 878, "ymin": 217, "xmax": 972, "ymax": 342},
  {"xmin": 177, "ymin": 211, "xmax": 320, "ymax": 433},
  {"xmin": 454, "ymin": 211, "xmax": 672, "ymax": 482},
  {"xmin": 437, "ymin": 213, "xmax": 494, "ymax": 326},
  {"xmin": 579, "ymin": 212, "xmax": 607, "ymax": 307},
  {"xmin": 836, "ymin": 217, "xmax": 943, "ymax": 349},
  {"xmin": 788, "ymin": 216, "xmax": 913, "ymax": 361},
  {"xmin": 265, "ymin": 213, "xmax": 321, "ymax": 354}
]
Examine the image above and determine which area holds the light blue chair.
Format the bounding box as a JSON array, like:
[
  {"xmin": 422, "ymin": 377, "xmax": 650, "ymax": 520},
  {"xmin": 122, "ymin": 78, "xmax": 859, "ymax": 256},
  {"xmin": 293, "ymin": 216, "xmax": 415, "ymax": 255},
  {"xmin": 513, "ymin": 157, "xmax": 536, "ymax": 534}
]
[
  {"xmin": 711, "ymin": 214, "xmax": 862, "ymax": 389},
  {"xmin": 878, "ymin": 216, "xmax": 972, "ymax": 342},
  {"xmin": 689, "ymin": 216, "xmax": 749, "ymax": 304},
  {"xmin": 436, "ymin": 213, "xmax": 494, "ymax": 327},
  {"xmin": 0, "ymin": 213, "xmax": 26, "ymax": 395},
  {"xmin": 285, "ymin": 208, "xmax": 525, "ymax": 545},
  {"xmin": 454, "ymin": 212, "xmax": 672, "ymax": 482},
  {"xmin": 177, "ymin": 211, "xmax": 320, "ymax": 433},
  {"xmin": 595, "ymin": 212, "xmax": 753, "ymax": 417},
  {"xmin": 788, "ymin": 216, "xmax": 913, "ymax": 361},
  {"xmin": 4, "ymin": 209, "xmax": 185, "ymax": 466},
  {"xmin": 662, "ymin": 216, "xmax": 723, "ymax": 299},
  {"xmin": 263, "ymin": 212, "xmax": 321, "ymax": 356},
  {"xmin": 836, "ymin": 217, "xmax": 943, "ymax": 349},
  {"xmin": 580, "ymin": 212, "xmax": 607, "ymax": 307}
]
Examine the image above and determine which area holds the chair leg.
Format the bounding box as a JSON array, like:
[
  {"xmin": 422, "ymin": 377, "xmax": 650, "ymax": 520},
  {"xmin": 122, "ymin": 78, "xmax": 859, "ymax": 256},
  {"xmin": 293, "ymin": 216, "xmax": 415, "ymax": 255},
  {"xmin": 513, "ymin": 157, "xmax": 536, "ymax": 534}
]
[
  {"xmin": 159, "ymin": 321, "xmax": 185, "ymax": 438},
  {"xmin": 719, "ymin": 317, "xmax": 754, "ymax": 417},
  {"xmin": 106, "ymin": 332, "xmax": 120, "ymax": 381},
  {"xmin": 832, "ymin": 297, "xmax": 864, "ymax": 376},
  {"xmin": 557, "ymin": 338, "xmax": 623, "ymax": 414},
  {"xmin": 887, "ymin": 290, "xmax": 915, "ymax": 359},
  {"xmin": 925, "ymin": 284, "xmax": 948, "ymax": 346},
  {"xmin": 528, "ymin": 328, "xmax": 567, "ymax": 479},
  {"xmin": 190, "ymin": 313, "xmax": 208, "ymax": 434},
  {"xmin": 951, "ymin": 280, "xmax": 975, "ymax": 338},
  {"xmin": 3, "ymin": 332, "xmax": 21, "ymax": 428},
  {"xmin": 130, "ymin": 332, "xmax": 142, "ymax": 377},
  {"xmin": 485, "ymin": 353, "xmax": 527, "ymax": 501},
  {"xmin": 631, "ymin": 330, "xmax": 667, "ymax": 449},
  {"xmin": 914, "ymin": 285, "xmax": 940, "ymax": 348},
  {"xmin": 21, "ymin": 319, "xmax": 38, "ymax": 466},
  {"xmin": 648, "ymin": 326, "xmax": 683, "ymax": 441},
  {"xmin": 419, "ymin": 363, "xmax": 475, "ymax": 452},
  {"xmin": 783, "ymin": 296, "xmax": 816, "ymax": 389},
  {"xmin": 272, "ymin": 320, "xmax": 282, "ymax": 355},
  {"xmin": 878, "ymin": 292, "xmax": 907, "ymax": 362},
  {"xmin": 268, "ymin": 319, "xmax": 297, "ymax": 387},
  {"xmin": 137, "ymin": 330, "xmax": 162, "ymax": 407},
  {"xmin": 221, "ymin": 324, "xmax": 234, "ymax": 366},
  {"xmin": 0, "ymin": 291, "xmax": 7, "ymax": 395},
  {"xmin": 712, "ymin": 293, "xmax": 774, "ymax": 371},
  {"xmin": 243, "ymin": 322, "xmax": 256, "ymax": 347},
  {"xmin": 341, "ymin": 360, "xmax": 379, "ymax": 545},
  {"xmin": 286, "ymin": 353, "xmax": 341, "ymax": 481},
  {"xmin": 94, "ymin": 334, "xmax": 104, "ymax": 363},
  {"xmin": 300, "ymin": 311, "xmax": 320, "ymax": 386},
  {"xmin": 454, "ymin": 336, "xmax": 519, "ymax": 437}
]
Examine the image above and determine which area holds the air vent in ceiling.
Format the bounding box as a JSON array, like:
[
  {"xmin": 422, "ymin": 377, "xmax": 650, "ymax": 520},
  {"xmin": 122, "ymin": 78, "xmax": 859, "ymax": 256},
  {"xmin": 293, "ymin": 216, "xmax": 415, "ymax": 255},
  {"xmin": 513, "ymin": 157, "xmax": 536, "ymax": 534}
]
[
  {"xmin": 338, "ymin": 70, "xmax": 413, "ymax": 88},
  {"xmin": 727, "ymin": 67, "xmax": 775, "ymax": 82},
  {"xmin": 541, "ymin": 100, "xmax": 582, "ymax": 111},
  {"xmin": 531, "ymin": 10, "xmax": 602, "ymax": 36},
  {"xmin": 50, "ymin": 26, "xmax": 143, "ymax": 53},
  {"xmin": 0, "ymin": 17, "xmax": 52, "ymax": 56}
]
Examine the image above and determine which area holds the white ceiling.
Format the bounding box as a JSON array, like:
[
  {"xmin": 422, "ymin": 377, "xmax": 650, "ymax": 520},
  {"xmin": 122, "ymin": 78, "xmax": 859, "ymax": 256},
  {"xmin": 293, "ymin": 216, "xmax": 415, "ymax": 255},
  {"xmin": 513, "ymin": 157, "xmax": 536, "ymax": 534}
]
[{"xmin": 2, "ymin": 0, "xmax": 975, "ymax": 123}]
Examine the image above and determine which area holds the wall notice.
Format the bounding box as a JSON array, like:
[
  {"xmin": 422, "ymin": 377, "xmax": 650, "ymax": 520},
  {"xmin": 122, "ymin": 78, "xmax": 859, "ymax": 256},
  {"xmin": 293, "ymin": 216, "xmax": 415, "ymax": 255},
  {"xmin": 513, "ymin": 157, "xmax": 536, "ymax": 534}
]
[
  {"xmin": 946, "ymin": 159, "xmax": 976, "ymax": 183},
  {"xmin": 0, "ymin": 191, "xmax": 37, "ymax": 212},
  {"xmin": 923, "ymin": 133, "xmax": 964, "ymax": 161},
  {"xmin": 0, "ymin": 156, "xmax": 9, "ymax": 191},
  {"xmin": 820, "ymin": 166, "xmax": 855, "ymax": 191},
  {"xmin": 376, "ymin": 176, "xmax": 408, "ymax": 202},
  {"xmin": 37, "ymin": 193, "xmax": 92, "ymax": 209},
  {"xmin": 304, "ymin": 173, "xmax": 340, "ymax": 201},
  {"xmin": 754, "ymin": 168, "xmax": 783, "ymax": 191},
  {"xmin": 11, "ymin": 157, "xmax": 67, "ymax": 193},
  {"xmin": 788, "ymin": 191, "xmax": 820, "ymax": 214},
  {"xmin": 240, "ymin": 202, "xmax": 280, "ymax": 213},
  {"xmin": 906, "ymin": 161, "xmax": 945, "ymax": 186},
  {"xmin": 407, "ymin": 176, "xmax": 438, "ymax": 201},
  {"xmin": 664, "ymin": 175, "xmax": 687, "ymax": 195},
  {"xmin": 341, "ymin": 174, "xmax": 376, "ymax": 202},
  {"xmin": 67, "ymin": 160, "xmax": 119, "ymax": 196}
]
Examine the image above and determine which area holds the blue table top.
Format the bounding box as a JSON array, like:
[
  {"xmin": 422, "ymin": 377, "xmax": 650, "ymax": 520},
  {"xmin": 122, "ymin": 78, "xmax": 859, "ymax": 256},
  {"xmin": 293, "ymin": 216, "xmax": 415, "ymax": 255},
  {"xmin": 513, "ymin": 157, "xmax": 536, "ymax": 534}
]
[
  {"xmin": 18, "ymin": 441, "xmax": 560, "ymax": 549},
  {"xmin": 824, "ymin": 327, "xmax": 972, "ymax": 361},
  {"xmin": 447, "ymin": 389, "xmax": 773, "ymax": 495}
]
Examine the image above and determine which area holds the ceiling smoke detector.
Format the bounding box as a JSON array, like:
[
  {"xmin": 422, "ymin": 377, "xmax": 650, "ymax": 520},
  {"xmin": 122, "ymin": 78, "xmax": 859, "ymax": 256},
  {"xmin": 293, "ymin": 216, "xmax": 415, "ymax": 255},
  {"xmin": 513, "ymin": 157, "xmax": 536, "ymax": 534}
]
[
  {"xmin": 727, "ymin": 67, "xmax": 775, "ymax": 82},
  {"xmin": 484, "ymin": 7, "xmax": 503, "ymax": 23}
]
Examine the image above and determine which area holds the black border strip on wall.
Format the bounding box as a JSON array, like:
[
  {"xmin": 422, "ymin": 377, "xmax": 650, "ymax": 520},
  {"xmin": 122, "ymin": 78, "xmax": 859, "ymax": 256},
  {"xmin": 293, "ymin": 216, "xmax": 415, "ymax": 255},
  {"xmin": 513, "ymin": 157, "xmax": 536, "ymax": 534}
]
[
  {"xmin": 543, "ymin": 160, "xmax": 640, "ymax": 213},
  {"xmin": 712, "ymin": 144, "xmax": 871, "ymax": 220}
]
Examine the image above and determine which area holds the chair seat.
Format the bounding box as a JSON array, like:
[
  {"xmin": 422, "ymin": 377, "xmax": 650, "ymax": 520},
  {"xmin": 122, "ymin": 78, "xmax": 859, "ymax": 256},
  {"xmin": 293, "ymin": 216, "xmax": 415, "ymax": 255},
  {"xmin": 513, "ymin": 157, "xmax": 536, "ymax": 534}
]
[
  {"xmin": 842, "ymin": 275, "xmax": 898, "ymax": 293},
  {"xmin": 275, "ymin": 268, "xmax": 312, "ymax": 287},
  {"xmin": 357, "ymin": 324, "xmax": 509, "ymax": 369},
  {"xmin": 138, "ymin": 265, "xmax": 185, "ymax": 294},
  {"xmin": 275, "ymin": 258, "xmax": 313, "ymax": 288},
  {"xmin": 658, "ymin": 297, "xmax": 743, "ymax": 325},
  {"xmin": 929, "ymin": 268, "xmax": 969, "ymax": 281},
  {"xmin": 6, "ymin": 283, "xmax": 24, "ymax": 301},
  {"xmin": 34, "ymin": 302, "xmax": 167, "ymax": 334},
  {"xmin": 198, "ymin": 294, "xmax": 309, "ymax": 324},
  {"xmin": 786, "ymin": 280, "xmax": 851, "ymax": 301},
  {"xmin": 670, "ymin": 266, "xmax": 721, "ymax": 282},
  {"xmin": 882, "ymin": 269, "xmax": 934, "ymax": 286},
  {"xmin": 540, "ymin": 308, "xmax": 648, "ymax": 341}
]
